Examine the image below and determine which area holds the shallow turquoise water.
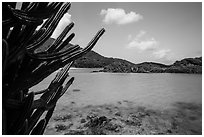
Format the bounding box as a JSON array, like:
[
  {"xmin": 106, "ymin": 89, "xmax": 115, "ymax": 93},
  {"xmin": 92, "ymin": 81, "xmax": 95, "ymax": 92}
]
[{"xmin": 30, "ymin": 68, "xmax": 202, "ymax": 109}]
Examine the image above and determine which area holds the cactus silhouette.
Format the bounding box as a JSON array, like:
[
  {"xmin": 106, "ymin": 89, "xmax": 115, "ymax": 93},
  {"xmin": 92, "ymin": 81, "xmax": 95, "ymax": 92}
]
[{"xmin": 2, "ymin": 2, "xmax": 105, "ymax": 135}]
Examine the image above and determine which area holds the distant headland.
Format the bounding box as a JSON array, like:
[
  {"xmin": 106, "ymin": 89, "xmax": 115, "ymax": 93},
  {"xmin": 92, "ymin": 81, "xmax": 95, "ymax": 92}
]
[
  {"xmin": 44, "ymin": 38, "xmax": 202, "ymax": 74},
  {"xmin": 72, "ymin": 50, "xmax": 201, "ymax": 74}
]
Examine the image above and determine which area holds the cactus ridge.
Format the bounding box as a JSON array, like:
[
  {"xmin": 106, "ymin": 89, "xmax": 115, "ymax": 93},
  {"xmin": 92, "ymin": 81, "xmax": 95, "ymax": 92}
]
[
  {"xmin": 26, "ymin": 3, "xmax": 71, "ymax": 51},
  {"xmin": 55, "ymin": 33, "xmax": 76, "ymax": 52},
  {"xmin": 47, "ymin": 22, "xmax": 75, "ymax": 52},
  {"xmin": 28, "ymin": 28, "xmax": 47, "ymax": 45},
  {"xmin": 30, "ymin": 119, "xmax": 47, "ymax": 135},
  {"xmin": 27, "ymin": 44, "xmax": 81, "ymax": 60}
]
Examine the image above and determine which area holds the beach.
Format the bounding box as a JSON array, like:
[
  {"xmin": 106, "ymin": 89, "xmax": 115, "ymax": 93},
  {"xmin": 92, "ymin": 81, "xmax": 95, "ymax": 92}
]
[{"xmin": 44, "ymin": 100, "xmax": 202, "ymax": 135}]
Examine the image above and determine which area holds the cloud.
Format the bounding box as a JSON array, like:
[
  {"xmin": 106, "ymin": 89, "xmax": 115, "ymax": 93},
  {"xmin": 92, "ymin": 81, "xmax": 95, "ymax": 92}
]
[
  {"xmin": 135, "ymin": 30, "xmax": 146, "ymax": 39},
  {"xmin": 153, "ymin": 49, "xmax": 171, "ymax": 59},
  {"xmin": 127, "ymin": 30, "xmax": 158, "ymax": 51},
  {"xmin": 127, "ymin": 30, "xmax": 173, "ymax": 62},
  {"xmin": 127, "ymin": 38, "xmax": 158, "ymax": 51},
  {"xmin": 100, "ymin": 8, "xmax": 143, "ymax": 25},
  {"xmin": 51, "ymin": 13, "xmax": 72, "ymax": 39}
]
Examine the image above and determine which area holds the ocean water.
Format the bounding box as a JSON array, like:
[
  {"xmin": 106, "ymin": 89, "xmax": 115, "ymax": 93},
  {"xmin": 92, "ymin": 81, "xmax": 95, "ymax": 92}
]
[{"xmin": 30, "ymin": 68, "xmax": 202, "ymax": 109}]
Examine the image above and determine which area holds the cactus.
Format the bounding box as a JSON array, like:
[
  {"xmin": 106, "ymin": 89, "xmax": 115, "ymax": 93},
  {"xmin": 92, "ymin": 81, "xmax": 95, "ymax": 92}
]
[{"xmin": 2, "ymin": 2, "xmax": 105, "ymax": 135}]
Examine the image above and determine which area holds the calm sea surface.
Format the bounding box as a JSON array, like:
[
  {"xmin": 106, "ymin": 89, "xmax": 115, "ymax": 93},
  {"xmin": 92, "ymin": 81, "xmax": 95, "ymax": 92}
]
[{"xmin": 30, "ymin": 68, "xmax": 202, "ymax": 109}]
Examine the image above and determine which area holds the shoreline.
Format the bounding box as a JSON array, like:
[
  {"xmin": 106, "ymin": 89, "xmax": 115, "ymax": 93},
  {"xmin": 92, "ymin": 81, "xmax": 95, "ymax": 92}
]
[
  {"xmin": 44, "ymin": 101, "xmax": 202, "ymax": 135},
  {"xmin": 69, "ymin": 67, "xmax": 202, "ymax": 74}
]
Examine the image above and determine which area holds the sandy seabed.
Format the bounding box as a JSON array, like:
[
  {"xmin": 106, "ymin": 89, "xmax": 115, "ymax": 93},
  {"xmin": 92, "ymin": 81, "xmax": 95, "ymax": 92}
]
[{"xmin": 44, "ymin": 100, "xmax": 202, "ymax": 135}]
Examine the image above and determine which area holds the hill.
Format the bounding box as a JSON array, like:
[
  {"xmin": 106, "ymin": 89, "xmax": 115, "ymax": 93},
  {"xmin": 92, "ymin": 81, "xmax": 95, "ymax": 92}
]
[
  {"xmin": 42, "ymin": 38, "xmax": 202, "ymax": 74},
  {"xmin": 72, "ymin": 51, "xmax": 113, "ymax": 68},
  {"xmin": 102, "ymin": 56, "xmax": 202, "ymax": 74},
  {"xmin": 72, "ymin": 49, "xmax": 201, "ymax": 74}
]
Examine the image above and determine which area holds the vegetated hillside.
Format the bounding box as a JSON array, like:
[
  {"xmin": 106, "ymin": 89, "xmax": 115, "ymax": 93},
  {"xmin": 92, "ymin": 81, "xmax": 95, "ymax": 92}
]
[
  {"xmin": 42, "ymin": 38, "xmax": 202, "ymax": 74},
  {"xmin": 102, "ymin": 57, "xmax": 202, "ymax": 74},
  {"xmin": 165, "ymin": 57, "xmax": 202, "ymax": 73},
  {"xmin": 72, "ymin": 51, "xmax": 113, "ymax": 68},
  {"xmin": 73, "ymin": 49, "xmax": 202, "ymax": 74}
]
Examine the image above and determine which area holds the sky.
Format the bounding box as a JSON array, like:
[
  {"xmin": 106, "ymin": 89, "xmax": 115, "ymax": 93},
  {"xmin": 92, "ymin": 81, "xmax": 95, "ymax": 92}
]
[{"xmin": 51, "ymin": 2, "xmax": 202, "ymax": 65}]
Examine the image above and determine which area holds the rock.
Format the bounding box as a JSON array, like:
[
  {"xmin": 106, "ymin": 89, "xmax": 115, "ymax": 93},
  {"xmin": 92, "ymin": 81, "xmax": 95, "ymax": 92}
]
[
  {"xmin": 117, "ymin": 101, "xmax": 122, "ymax": 104},
  {"xmin": 114, "ymin": 111, "xmax": 121, "ymax": 116},
  {"xmin": 105, "ymin": 122, "xmax": 121, "ymax": 132},
  {"xmin": 71, "ymin": 101, "xmax": 75, "ymax": 104},
  {"xmin": 55, "ymin": 124, "xmax": 67, "ymax": 132},
  {"xmin": 86, "ymin": 115, "xmax": 110, "ymax": 127},
  {"xmin": 125, "ymin": 115, "xmax": 142, "ymax": 127},
  {"xmin": 81, "ymin": 118, "xmax": 86, "ymax": 123},
  {"xmin": 167, "ymin": 129, "xmax": 172, "ymax": 133},
  {"xmin": 136, "ymin": 112, "xmax": 147, "ymax": 118},
  {"xmin": 64, "ymin": 129, "xmax": 86, "ymax": 135},
  {"xmin": 53, "ymin": 113, "xmax": 72, "ymax": 121},
  {"xmin": 73, "ymin": 89, "xmax": 80, "ymax": 92}
]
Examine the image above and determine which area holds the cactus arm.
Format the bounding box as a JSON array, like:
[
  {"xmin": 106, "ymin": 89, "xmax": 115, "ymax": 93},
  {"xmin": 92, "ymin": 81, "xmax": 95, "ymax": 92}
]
[
  {"xmin": 27, "ymin": 86, "xmax": 62, "ymax": 134},
  {"xmin": 32, "ymin": 99, "xmax": 48, "ymax": 109},
  {"xmin": 39, "ymin": 3, "xmax": 65, "ymax": 29},
  {"xmin": 83, "ymin": 28, "xmax": 105, "ymax": 51},
  {"xmin": 46, "ymin": 22, "xmax": 74, "ymax": 52},
  {"xmin": 21, "ymin": 2, "xmax": 30, "ymax": 10},
  {"xmin": 27, "ymin": 3, "xmax": 63, "ymax": 19},
  {"xmin": 30, "ymin": 2, "xmax": 48, "ymax": 11},
  {"xmin": 8, "ymin": 92, "xmax": 34, "ymax": 134},
  {"xmin": 10, "ymin": 49, "xmax": 76, "ymax": 92},
  {"xmin": 2, "ymin": 19, "xmax": 16, "ymax": 28},
  {"xmin": 40, "ymin": 14, "xmax": 55, "ymax": 29},
  {"xmin": 48, "ymin": 3, "xmax": 64, "ymax": 17},
  {"xmin": 8, "ymin": 5, "xmax": 43, "ymax": 25},
  {"xmin": 27, "ymin": 28, "xmax": 46, "ymax": 45},
  {"xmin": 24, "ymin": 3, "xmax": 38, "ymax": 12},
  {"xmin": 2, "ymin": 39, "xmax": 9, "ymax": 74},
  {"xmin": 33, "ymin": 89, "xmax": 48, "ymax": 95},
  {"xmin": 27, "ymin": 64, "xmax": 72, "ymax": 133},
  {"xmin": 7, "ymin": 26, "xmax": 37, "ymax": 67},
  {"xmin": 55, "ymin": 33, "xmax": 75, "ymax": 52},
  {"xmin": 60, "ymin": 28, "xmax": 105, "ymax": 65},
  {"xmin": 27, "ymin": 108, "xmax": 45, "ymax": 134},
  {"xmin": 18, "ymin": 119, "xmax": 28, "ymax": 134},
  {"xmin": 27, "ymin": 44, "xmax": 81, "ymax": 60},
  {"xmin": 32, "ymin": 62, "xmax": 73, "ymax": 107},
  {"xmin": 26, "ymin": 3, "xmax": 71, "ymax": 50},
  {"xmin": 52, "ymin": 62, "xmax": 73, "ymax": 83},
  {"xmin": 60, "ymin": 77, "xmax": 75, "ymax": 97},
  {"xmin": 47, "ymin": 86, "xmax": 63, "ymax": 108},
  {"xmin": 25, "ymin": 63, "xmax": 74, "ymax": 134},
  {"xmin": 6, "ymin": 25, "xmax": 23, "ymax": 53},
  {"xmin": 41, "ymin": 105, "xmax": 56, "ymax": 134},
  {"xmin": 40, "ymin": 83, "xmax": 62, "ymax": 103},
  {"xmin": 30, "ymin": 119, "xmax": 46, "ymax": 135}
]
